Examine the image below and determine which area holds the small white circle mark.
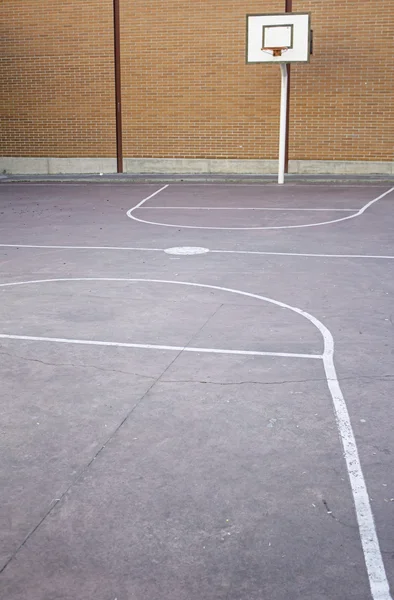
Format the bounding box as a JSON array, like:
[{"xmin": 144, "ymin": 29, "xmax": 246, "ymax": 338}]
[{"xmin": 164, "ymin": 247, "xmax": 210, "ymax": 256}]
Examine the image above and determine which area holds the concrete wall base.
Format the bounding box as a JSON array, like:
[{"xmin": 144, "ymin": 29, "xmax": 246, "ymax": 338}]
[
  {"xmin": 0, "ymin": 157, "xmax": 117, "ymax": 175},
  {"xmin": 288, "ymin": 160, "xmax": 394, "ymax": 175},
  {"xmin": 124, "ymin": 158, "xmax": 278, "ymax": 174},
  {"xmin": 1, "ymin": 157, "xmax": 393, "ymax": 176}
]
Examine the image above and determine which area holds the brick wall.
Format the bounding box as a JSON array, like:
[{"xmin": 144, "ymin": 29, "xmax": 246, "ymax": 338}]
[
  {"xmin": 290, "ymin": 0, "xmax": 394, "ymax": 161},
  {"xmin": 121, "ymin": 0, "xmax": 281, "ymax": 160},
  {"xmin": 1, "ymin": 0, "xmax": 393, "ymax": 163},
  {"xmin": 0, "ymin": 0, "xmax": 115, "ymax": 157}
]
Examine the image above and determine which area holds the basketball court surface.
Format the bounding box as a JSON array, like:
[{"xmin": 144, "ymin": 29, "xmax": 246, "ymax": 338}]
[{"xmin": 0, "ymin": 181, "xmax": 393, "ymax": 600}]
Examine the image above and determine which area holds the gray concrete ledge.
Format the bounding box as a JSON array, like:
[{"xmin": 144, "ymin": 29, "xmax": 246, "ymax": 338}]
[
  {"xmin": 289, "ymin": 160, "xmax": 394, "ymax": 175},
  {"xmin": 3, "ymin": 174, "xmax": 394, "ymax": 186},
  {"xmin": 0, "ymin": 157, "xmax": 117, "ymax": 175},
  {"xmin": 1, "ymin": 157, "xmax": 393, "ymax": 176},
  {"xmin": 124, "ymin": 158, "xmax": 278, "ymax": 175}
]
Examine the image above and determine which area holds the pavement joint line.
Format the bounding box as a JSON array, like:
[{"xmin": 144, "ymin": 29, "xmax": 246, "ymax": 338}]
[
  {"xmin": 0, "ymin": 243, "xmax": 394, "ymax": 259},
  {"xmin": 126, "ymin": 185, "xmax": 394, "ymax": 230},
  {"xmin": 0, "ymin": 335, "xmax": 185, "ymax": 576},
  {"xmin": 0, "ymin": 277, "xmax": 391, "ymax": 598}
]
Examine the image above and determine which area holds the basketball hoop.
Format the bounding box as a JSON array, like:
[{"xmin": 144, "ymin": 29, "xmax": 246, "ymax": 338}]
[
  {"xmin": 247, "ymin": 13, "xmax": 311, "ymax": 184},
  {"xmin": 262, "ymin": 47, "xmax": 289, "ymax": 57}
]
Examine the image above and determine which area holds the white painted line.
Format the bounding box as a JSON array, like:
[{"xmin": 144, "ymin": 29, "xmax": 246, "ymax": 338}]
[
  {"xmin": 127, "ymin": 186, "xmax": 394, "ymax": 230},
  {"xmin": 323, "ymin": 359, "xmax": 392, "ymax": 600},
  {"xmin": 0, "ymin": 244, "xmax": 164, "ymax": 252},
  {"xmin": 0, "ymin": 243, "xmax": 393, "ymax": 260},
  {"xmin": 0, "ymin": 334, "xmax": 321, "ymax": 360},
  {"xmin": 210, "ymin": 250, "xmax": 394, "ymax": 260},
  {"xmin": 141, "ymin": 206, "xmax": 357, "ymax": 211},
  {"xmin": 0, "ymin": 276, "xmax": 390, "ymax": 600},
  {"xmin": 164, "ymin": 246, "xmax": 210, "ymax": 255},
  {"xmin": 126, "ymin": 184, "xmax": 169, "ymax": 216}
]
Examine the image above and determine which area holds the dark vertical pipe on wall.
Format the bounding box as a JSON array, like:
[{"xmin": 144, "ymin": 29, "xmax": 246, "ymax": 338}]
[
  {"xmin": 284, "ymin": 0, "xmax": 292, "ymax": 173},
  {"xmin": 113, "ymin": 0, "xmax": 123, "ymax": 173}
]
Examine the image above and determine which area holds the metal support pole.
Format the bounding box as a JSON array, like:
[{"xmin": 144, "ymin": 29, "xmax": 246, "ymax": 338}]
[
  {"xmin": 278, "ymin": 63, "xmax": 288, "ymax": 185},
  {"xmin": 284, "ymin": 0, "xmax": 292, "ymax": 173},
  {"xmin": 284, "ymin": 63, "xmax": 291, "ymax": 173},
  {"xmin": 113, "ymin": 0, "xmax": 123, "ymax": 173}
]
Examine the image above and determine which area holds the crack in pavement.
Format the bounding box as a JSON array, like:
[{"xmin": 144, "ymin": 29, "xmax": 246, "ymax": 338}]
[
  {"xmin": 160, "ymin": 374, "xmax": 394, "ymax": 386},
  {"xmin": 321, "ymin": 500, "xmax": 394, "ymax": 555},
  {"xmin": 0, "ymin": 349, "xmax": 156, "ymax": 380},
  {"xmin": 1, "ymin": 349, "xmax": 393, "ymax": 386},
  {"xmin": 0, "ymin": 304, "xmax": 224, "ymax": 574},
  {"xmin": 0, "ymin": 347, "xmax": 184, "ymax": 575},
  {"xmin": 322, "ymin": 499, "xmax": 358, "ymax": 531}
]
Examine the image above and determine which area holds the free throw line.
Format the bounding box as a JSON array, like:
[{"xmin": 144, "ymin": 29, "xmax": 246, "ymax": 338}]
[
  {"xmin": 140, "ymin": 206, "xmax": 357, "ymax": 212},
  {"xmin": 127, "ymin": 186, "xmax": 394, "ymax": 230},
  {"xmin": 0, "ymin": 333, "xmax": 321, "ymax": 360}
]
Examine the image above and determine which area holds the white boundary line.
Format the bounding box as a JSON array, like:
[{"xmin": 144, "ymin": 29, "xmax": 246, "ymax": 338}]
[
  {"xmin": 126, "ymin": 186, "xmax": 394, "ymax": 230},
  {"xmin": 0, "ymin": 243, "xmax": 393, "ymax": 260},
  {"xmin": 140, "ymin": 206, "xmax": 356, "ymax": 212},
  {"xmin": 0, "ymin": 276, "xmax": 391, "ymax": 600},
  {"xmin": 0, "ymin": 334, "xmax": 320, "ymax": 360},
  {"xmin": 1, "ymin": 243, "xmax": 393, "ymax": 260},
  {"xmin": 0, "ymin": 244, "xmax": 164, "ymax": 252},
  {"xmin": 210, "ymin": 249, "xmax": 394, "ymax": 260},
  {"xmin": 127, "ymin": 184, "xmax": 169, "ymax": 212}
]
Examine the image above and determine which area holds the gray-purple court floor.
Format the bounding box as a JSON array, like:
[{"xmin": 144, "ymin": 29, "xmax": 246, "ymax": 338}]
[{"xmin": 0, "ymin": 181, "xmax": 393, "ymax": 600}]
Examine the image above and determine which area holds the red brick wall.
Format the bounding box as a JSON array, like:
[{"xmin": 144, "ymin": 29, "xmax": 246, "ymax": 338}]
[
  {"xmin": 1, "ymin": 0, "xmax": 393, "ymax": 163},
  {"xmin": 290, "ymin": 0, "xmax": 394, "ymax": 161},
  {"xmin": 0, "ymin": 0, "xmax": 115, "ymax": 157},
  {"xmin": 120, "ymin": 0, "xmax": 281, "ymax": 160}
]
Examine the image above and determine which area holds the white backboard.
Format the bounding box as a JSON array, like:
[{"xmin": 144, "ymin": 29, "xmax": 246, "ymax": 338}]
[{"xmin": 247, "ymin": 13, "xmax": 311, "ymax": 63}]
